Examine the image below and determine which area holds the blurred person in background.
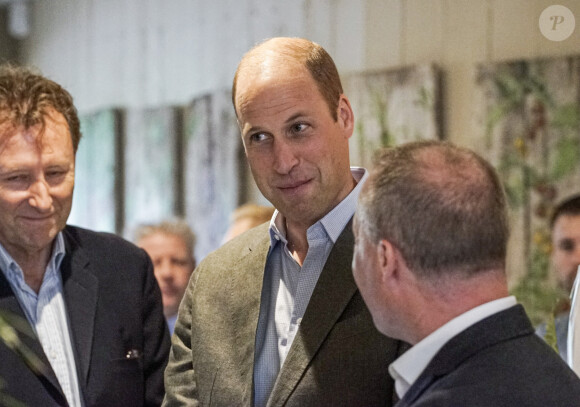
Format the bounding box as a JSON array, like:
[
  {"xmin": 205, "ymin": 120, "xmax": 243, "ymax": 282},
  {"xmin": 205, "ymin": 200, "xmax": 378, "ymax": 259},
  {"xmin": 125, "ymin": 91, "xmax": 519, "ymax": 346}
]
[
  {"xmin": 222, "ymin": 203, "xmax": 275, "ymax": 243},
  {"xmin": 135, "ymin": 219, "xmax": 196, "ymax": 334},
  {"xmin": 537, "ymin": 194, "xmax": 580, "ymax": 360}
]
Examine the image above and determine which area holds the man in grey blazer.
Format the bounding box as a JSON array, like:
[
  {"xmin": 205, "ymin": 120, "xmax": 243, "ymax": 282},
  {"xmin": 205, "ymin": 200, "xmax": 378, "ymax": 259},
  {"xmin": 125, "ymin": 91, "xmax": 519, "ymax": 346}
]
[
  {"xmin": 352, "ymin": 140, "xmax": 580, "ymax": 406},
  {"xmin": 163, "ymin": 37, "xmax": 405, "ymax": 406}
]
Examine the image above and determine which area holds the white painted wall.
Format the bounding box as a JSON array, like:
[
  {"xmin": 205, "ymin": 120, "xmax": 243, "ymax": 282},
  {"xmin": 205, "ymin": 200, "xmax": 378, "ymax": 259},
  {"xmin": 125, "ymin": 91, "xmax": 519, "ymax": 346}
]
[{"xmin": 17, "ymin": 0, "xmax": 580, "ymax": 145}]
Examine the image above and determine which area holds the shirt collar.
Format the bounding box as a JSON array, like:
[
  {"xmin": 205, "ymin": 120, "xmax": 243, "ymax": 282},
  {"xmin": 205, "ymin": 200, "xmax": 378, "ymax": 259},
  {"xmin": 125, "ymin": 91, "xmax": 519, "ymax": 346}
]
[
  {"xmin": 0, "ymin": 232, "xmax": 67, "ymax": 289},
  {"xmin": 269, "ymin": 167, "xmax": 368, "ymax": 247},
  {"xmin": 389, "ymin": 295, "xmax": 517, "ymax": 399}
]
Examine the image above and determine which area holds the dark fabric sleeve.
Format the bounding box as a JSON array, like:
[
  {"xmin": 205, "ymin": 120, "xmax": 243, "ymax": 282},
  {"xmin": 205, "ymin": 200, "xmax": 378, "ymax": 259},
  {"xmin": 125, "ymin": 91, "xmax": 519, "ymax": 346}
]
[
  {"xmin": 141, "ymin": 253, "xmax": 172, "ymax": 406},
  {"xmin": 162, "ymin": 266, "xmax": 199, "ymax": 407}
]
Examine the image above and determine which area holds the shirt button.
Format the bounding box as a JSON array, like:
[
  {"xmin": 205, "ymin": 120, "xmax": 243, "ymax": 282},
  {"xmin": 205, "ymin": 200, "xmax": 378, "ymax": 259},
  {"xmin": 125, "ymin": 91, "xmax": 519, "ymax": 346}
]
[{"xmin": 281, "ymin": 339, "xmax": 287, "ymax": 346}]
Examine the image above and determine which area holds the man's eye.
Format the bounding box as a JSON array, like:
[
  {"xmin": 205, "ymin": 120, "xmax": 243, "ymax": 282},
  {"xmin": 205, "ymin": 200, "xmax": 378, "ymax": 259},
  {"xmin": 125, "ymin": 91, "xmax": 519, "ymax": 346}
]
[
  {"xmin": 46, "ymin": 171, "xmax": 65, "ymax": 178},
  {"xmin": 292, "ymin": 123, "xmax": 308, "ymax": 132},
  {"xmin": 3, "ymin": 174, "xmax": 28, "ymax": 183},
  {"xmin": 559, "ymin": 239, "xmax": 575, "ymax": 252},
  {"xmin": 250, "ymin": 133, "xmax": 269, "ymax": 143}
]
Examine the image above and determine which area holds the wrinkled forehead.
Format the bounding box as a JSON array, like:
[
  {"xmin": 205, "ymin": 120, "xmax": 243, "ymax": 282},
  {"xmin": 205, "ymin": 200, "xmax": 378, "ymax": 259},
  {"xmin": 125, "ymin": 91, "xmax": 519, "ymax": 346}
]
[{"xmin": 0, "ymin": 108, "xmax": 71, "ymax": 151}]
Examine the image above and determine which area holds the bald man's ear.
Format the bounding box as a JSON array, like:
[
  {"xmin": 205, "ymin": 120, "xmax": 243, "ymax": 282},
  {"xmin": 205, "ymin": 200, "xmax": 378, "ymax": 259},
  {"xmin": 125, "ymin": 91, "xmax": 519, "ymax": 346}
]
[
  {"xmin": 337, "ymin": 95, "xmax": 354, "ymax": 138},
  {"xmin": 377, "ymin": 239, "xmax": 401, "ymax": 285}
]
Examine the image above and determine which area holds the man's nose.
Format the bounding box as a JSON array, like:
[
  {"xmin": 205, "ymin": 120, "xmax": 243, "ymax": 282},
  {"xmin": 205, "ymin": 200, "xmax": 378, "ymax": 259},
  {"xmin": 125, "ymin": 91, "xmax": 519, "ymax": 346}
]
[
  {"xmin": 28, "ymin": 179, "xmax": 52, "ymax": 211},
  {"xmin": 156, "ymin": 261, "xmax": 174, "ymax": 279},
  {"xmin": 272, "ymin": 139, "xmax": 299, "ymax": 174}
]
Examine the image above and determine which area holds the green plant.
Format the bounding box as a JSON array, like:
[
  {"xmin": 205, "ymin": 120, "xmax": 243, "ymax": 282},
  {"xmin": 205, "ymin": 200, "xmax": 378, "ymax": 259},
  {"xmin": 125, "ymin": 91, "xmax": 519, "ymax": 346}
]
[{"xmin": 484, "ymin": 62, "xmax": 580, "ymax": 325}]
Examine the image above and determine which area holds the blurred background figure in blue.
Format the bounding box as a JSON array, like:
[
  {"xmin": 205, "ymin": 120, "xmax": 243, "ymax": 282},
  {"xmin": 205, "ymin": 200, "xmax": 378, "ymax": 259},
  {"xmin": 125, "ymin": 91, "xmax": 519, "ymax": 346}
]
[{"xmin": 135, "ymin": 219, "xmax": 196, "ymax": 334}]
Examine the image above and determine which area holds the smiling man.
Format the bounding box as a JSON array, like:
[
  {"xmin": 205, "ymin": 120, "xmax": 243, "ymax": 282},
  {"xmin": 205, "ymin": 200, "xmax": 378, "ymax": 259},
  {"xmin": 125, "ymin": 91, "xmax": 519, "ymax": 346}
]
[
  {"xmin": 164, "ymin": 37, "xmax": 405, "ymax": 407},
  {"xmin": 0, "ymin": 65, "xmax": 170, "ymax": 406}
]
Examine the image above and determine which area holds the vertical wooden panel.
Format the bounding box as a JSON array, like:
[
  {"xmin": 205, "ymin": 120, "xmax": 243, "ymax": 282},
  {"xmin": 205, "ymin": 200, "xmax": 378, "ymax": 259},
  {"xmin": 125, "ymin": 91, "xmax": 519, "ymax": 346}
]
[
  {"xmin": 333, "ymin": 0, "xmax": 366, "ymax": 72},
  {"xmin": 491, "ymin": 0, "xmax": 541, "ymax": 61},
  {"xmin": 364, "ymin": 0, "xmax": 403, "ymax": 70},
  {"xmin": 404, "ymin": 0, "xmax": 443, "ymax": 64},
  {"xmin": 69, "ymin": 109, "xmax": 122, "ymax": 233},
  {"xmin": 184, "ymin": 90, "xmax": 241, "ymax": 259},
  {"xmin": 439, "ymin": 0, "xmax": 490, "ymax": 145},
  {"xmin": 123, "ymin": 107, "xmax": 182, "ymax": 236},
  {"xmin": 303, "ymin": 0, "xmax": 335, "ymax": 49}
]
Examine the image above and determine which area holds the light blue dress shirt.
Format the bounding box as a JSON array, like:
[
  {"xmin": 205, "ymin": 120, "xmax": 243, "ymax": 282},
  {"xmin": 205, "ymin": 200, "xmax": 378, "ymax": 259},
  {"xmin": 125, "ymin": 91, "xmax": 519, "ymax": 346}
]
[
  {"xmin": 253, "ymin": 167, "xmax": 368, "ymax": 407},
  {"xmin": 167, "ymin": 313, "xmax": 177, "ymax": 335},
  {"xmin": 0, "ymin": 233, "xmax": 84, "ymax": 407}
]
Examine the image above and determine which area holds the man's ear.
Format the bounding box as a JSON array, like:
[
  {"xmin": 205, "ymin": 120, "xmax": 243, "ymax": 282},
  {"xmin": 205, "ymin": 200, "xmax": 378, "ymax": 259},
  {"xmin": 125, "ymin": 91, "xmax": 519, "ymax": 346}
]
[
  {"xmin": 337, "ymin": 94, "xmax": 354, "ymax": 138},
  {"xmin": 377, "ymin": 239, "xmax": 400, "ymax": 285}
]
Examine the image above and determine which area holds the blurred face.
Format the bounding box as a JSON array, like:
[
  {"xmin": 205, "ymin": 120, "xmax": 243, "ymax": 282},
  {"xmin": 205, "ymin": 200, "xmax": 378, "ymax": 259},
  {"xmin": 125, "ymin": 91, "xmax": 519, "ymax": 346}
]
[
  {"xmin": 138, "ymin": 232, "xmax": 194, "ymax": 318},
  {"xmin": 235, "ymin": 61, "xmax": 354, "ymax": 229},
  {"xmin": 551, "ymin": 214, "xmax": 580, "ymax": 293},
  {"xmin": 0, "ymin": 111, "xmax": 75, "ymax": 263},
  {"xmin": 222, "ymin": 217, "xmax": 257, "ymax": 243}
]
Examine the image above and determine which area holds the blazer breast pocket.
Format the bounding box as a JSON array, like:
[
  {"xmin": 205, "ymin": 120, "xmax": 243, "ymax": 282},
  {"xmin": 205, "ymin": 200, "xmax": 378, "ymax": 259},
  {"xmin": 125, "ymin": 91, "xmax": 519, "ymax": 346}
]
[{"xmin": 110, "ymin": 350, "xmax": 144, "ymax": 373}]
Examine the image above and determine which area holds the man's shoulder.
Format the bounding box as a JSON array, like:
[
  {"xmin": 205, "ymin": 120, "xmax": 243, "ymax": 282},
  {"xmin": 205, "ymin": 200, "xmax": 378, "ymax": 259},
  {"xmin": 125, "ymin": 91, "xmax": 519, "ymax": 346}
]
[
  {"xmin": 419, "ymin": 305, "xmax": 580, "ymax": 403},
  {"xmin": 203, "ymin": 222, "xmax": 270, "ymax": 265},
  {"xmin": 434, "ymin": 305, "xmax": 533, "ymax": 365},
  {"xmin": 63, "ymin": 225, "xmax": 145, "ymax": 258}
]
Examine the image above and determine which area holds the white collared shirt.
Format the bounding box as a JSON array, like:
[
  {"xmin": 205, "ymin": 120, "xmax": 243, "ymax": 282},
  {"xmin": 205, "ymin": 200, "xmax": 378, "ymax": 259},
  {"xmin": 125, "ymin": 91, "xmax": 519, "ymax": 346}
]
[
  {"xmin": 0, "ymin": 233, "xmax": 84, "ymax": 407},
  {"xmin": 389, "ymin": 296, "xmax": 517, "ymax": 399}
]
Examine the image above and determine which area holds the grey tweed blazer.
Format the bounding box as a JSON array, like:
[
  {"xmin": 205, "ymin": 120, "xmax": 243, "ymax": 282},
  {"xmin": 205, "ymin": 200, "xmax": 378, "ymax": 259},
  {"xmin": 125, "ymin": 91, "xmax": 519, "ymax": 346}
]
[{"xmin": 164, "ymin": 221, "xmax": 404, "ymax": 406}]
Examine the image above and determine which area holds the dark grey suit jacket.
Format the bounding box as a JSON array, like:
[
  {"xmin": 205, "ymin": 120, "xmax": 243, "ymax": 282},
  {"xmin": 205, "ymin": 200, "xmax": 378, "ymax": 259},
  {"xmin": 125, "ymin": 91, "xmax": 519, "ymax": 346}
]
[
  {"xmin": 0, "ymin": 225, "xmax": 171, "ymax": 406},
  {"xmin": 396, "ymin": 305, "xmax": 580, "ymax": 407},
  {"xmin": 164, "ymin": 221, "xmax": 404, "ymax": 406}
]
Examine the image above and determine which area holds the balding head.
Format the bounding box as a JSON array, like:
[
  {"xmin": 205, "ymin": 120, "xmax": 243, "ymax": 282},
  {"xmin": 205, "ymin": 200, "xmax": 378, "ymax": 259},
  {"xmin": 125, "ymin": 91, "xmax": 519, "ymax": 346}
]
[
  {"xmin": 356, "ymin": 140, "xmax": 510, "ymax": 280},
  {"xmin": 232, "ymin": 37, "xmax": 343, "ymax": 121}
]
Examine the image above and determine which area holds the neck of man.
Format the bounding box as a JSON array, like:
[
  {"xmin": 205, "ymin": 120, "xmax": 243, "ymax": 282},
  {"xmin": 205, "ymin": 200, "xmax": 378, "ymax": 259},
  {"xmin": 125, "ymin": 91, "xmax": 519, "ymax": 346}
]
[
  {"xmin": 11, "ymin": 247, "xmax": 52, "ymax": 294},
  {"xmin": 285, "ymin": 221, "xmax": 310, "ymax": 266},
  {"xmin": 408, "ymin": 269, "xmax": 509, "ymax": 344},
  {"xmin": 284, "ymin": 174, "xmax": 358, "ymax": 266}
]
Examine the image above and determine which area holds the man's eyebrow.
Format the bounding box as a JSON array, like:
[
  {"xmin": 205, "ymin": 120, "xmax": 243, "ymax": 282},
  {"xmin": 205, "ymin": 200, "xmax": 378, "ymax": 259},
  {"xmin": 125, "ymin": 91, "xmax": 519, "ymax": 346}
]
[{"xmin": 285, "ymin": 112, "xmax": 306, "ymax": 125}]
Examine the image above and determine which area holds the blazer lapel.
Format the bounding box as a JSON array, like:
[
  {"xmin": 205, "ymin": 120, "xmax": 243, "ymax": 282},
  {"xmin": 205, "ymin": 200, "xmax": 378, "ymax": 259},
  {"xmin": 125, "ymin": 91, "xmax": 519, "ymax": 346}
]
[
  {"xmin": 0, "ymin": 269, "xmax": 67, "ymax": 403},
  {"xmin": 238, "ymin": 232, "xmax": 272, "ymax": 403},
  {"xmin": 395, "ymin": 374, "xmax": 437, "ymax": 407},
  {"xmin": 397, "ymin": 305, "xmax": 533, "ymax": 406},
  {"xmin": 268, "ymin": 222, "xmax": 357, "ymax": 405},
  {"xmin": 60, "ymin": 229, "xmax": 99, "ymax": 388}
]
